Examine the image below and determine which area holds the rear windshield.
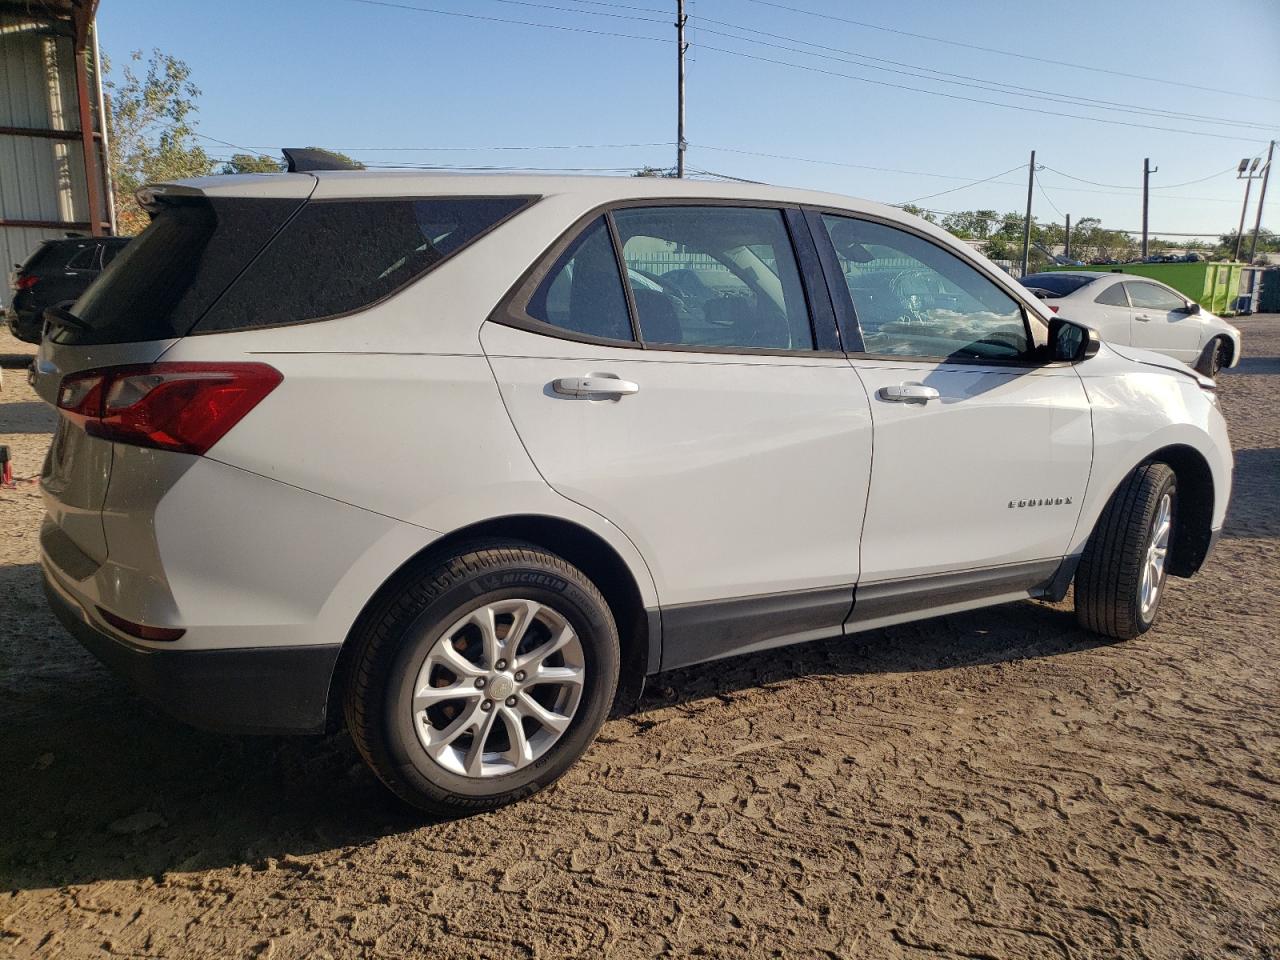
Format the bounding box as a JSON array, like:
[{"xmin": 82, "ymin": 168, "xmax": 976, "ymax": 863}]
[
  {"xmin": 53, "ymin": 194, "xmax": 532, "ymax": 345},
  {"xmin": 20, "ymin": 241, "xmax": 78, "ymax": 272},
  {"xmin": 193, "ymin": 196, "xmax": 531, "ymax": 334},
  {"xmin": 54, "ymin": 197, "xmax": 303, "ymax": 345},
  {"xmin": 1020, "ymin": 273, "xmax": 1097, "ymax": 297}
]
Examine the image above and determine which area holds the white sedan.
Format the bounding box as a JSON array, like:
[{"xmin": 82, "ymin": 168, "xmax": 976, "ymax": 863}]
[{"xmin": 1021, "ymin": 271, "xmax": 1241, "ymax": 376}]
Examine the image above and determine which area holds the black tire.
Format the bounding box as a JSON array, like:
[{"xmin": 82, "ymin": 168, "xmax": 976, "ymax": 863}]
[
  {"xmin": 1074, "ymin": 462, "xmax": 1177, "ymax": 640},
  {"xmin": 344, "ymin": 543, "xmax": 620, "ymax": 815},
  {"xmin": 1195, "ymin": 337, "xmax": 1225, "ymax": 377}
]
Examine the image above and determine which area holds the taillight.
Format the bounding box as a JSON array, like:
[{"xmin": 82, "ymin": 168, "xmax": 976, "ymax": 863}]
[
  {"xmin": 1048, "ymin": 305, "xmax": 1059, "ymax": 313},
  {"xmin": 56, "ymin": 362, "xmax": 282, "ymax": 455},
  {"xmin": 97, "ymin": 607, "xmax": 185, "ymax": 642},
  {"xmin": 16, "ymin": 275, "xmax": 39, "ymax": 290}
]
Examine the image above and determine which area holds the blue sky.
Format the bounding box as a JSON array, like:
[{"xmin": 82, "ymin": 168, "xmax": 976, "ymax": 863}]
[{"xmin": 97, "ymin": 0, "xmax": 1280, "ymax": 239}]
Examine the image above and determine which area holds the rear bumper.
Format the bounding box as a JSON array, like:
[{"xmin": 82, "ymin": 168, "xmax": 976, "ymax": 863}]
[
  {"xmin": 43, "ymin": 565, "xmax": 340, "ymax": 734},
  {"xmin": 5, "ymin": 306, "xmax": 40, "ymax": 343}
]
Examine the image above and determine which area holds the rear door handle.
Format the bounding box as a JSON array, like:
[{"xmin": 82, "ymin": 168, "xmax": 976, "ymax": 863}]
[
  {"xmin": 877, "ymin": 383, "xmax": 940, "ymax": 404},
  {"xmin": 552, "ymin": 373, "xmax": 639, "ymax": 400}
]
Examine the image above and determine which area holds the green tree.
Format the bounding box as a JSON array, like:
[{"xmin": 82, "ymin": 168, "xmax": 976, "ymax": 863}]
[
  {"xmin": 900, "ymin": 204, "xmax": 937, "ymax": 224},
  {"xmin": 105, "ymin": 49, "xmax": 212, "ymax": 234},
  {"xmin": 220, "ymin": 153, "xmax": 284, "ymax": 174},
  {"xmin": 632, "ymin": 165, "xmax": 677, "ymax": 178}
]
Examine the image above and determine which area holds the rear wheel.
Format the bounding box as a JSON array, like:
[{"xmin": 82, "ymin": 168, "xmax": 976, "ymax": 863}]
[
  {"xmin": 344, "ymin": 543, "xmax": 619, "ymax": 815},
  {"xmin": 1074, "ymin": 462, "xmax": 1177, "ymax": 639}
]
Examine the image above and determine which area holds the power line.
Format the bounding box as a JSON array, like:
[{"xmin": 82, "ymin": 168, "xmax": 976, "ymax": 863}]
[
  {"xmin": 695, "ymin": 43, "xmax": 1275, "ymax": 144},
  {"xmin": 329, "ymin": 141, "xmax": 674, "ymax": 151},
  {"xmin": 901, "ymin": 164, "xmax": 1029, "ymax": 205},
  {"xmin": 689, "ymin": 22, "xmax": 1274, "ymax": 133},
  {"xmin": 1040, "ymin": 162, "xmax": 1246, "ymax": 191},
  {"xmin": 480, "ymin": 0, "xmax": 666, "ymax": 23},
  {"xmin": 1036, "ymin": 180, "xmax": 1066, "ymax": 220},
  {"xmin": 341, "ymin": 0, "xmax": 667, "ymax": 42},
  {"xmin": 741, "ymin": 0, "xmax": 1280, "ymax": 105}
]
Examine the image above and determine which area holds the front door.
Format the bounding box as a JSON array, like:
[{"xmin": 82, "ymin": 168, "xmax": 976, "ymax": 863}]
[
  {"xmin": 1126, "ymin": 280, "xmax": 1202, "ymax": 362},
  {"xmin": 810, "ymin": 212, "xmax": 1093, "ymax": 623},
  {"xmin": 483, "ymin": 206, "xmax": 873, "ymax": 670}
]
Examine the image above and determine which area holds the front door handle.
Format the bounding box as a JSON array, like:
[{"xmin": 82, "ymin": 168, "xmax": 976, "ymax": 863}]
[
  {"xmin": 552, "ymin": 374, "xmax": 640, "ymax": 400},
  {"xmin": 1135, "ymin": 313, "xmax": 1153, "ymax": 322},
  {"xmin": 877, "ymin": 383, "xmax": 940, "ymax": 404}
]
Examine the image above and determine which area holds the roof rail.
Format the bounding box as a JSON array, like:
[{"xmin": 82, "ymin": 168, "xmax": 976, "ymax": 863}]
[{"xmin": 282, "ymin": 148, "xmax": 361, "ymax": 173}]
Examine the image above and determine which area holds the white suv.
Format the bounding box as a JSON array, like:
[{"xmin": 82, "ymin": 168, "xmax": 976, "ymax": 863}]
[{"xmin": 35, "ymin": 169, "xmax": 1232, "ymax": 814}]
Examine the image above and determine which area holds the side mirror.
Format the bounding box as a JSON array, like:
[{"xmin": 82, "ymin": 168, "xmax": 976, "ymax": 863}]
[
  {"xmin": 1047, "ymin": 317, "xmax": 1101, "ymax": 363},
  {"xmin": 1183, "ymin": 301, "xmax": 1201, "ymax": 315}
]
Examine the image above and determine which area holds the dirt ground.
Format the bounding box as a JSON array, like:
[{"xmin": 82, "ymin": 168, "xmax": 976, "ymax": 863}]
[{"xmin": 0, "ymin": 321, "xmax": 1277, "ymax": 960}]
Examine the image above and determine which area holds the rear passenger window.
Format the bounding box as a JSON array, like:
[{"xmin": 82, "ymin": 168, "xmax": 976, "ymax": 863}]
[
  {"xmin": 612, "ymin": 206, "xmax": 814, "ymax": 350},
  {"xmin": 196, "ymin": 197, "xmax": 531, "ymax": 333},
  {"xmin": 65, "ymin": 245, "xmax": 97, "ymax": 270},
  {"xmin": 1094, "ymin": 283, "xmax": 1129, "ymax": 306},
  {"xmin": 527, "ymin": 217, "xmax": 634, "ymax": 342}
]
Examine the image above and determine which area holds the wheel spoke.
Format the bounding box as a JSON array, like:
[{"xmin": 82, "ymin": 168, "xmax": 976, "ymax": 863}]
[
  {"xmin": 518, "ymin": 623, "xmax": 574, "ymax": 673},
  {"xmin": 501, "ymin": 600, "xmax": 542, "ymax": 662},
  {"xmin": 463, "ymin": 707, "xmax": 500, "ymax": 776},
  {"xmin": 516, "ymin": 690, "xmax": 571, "ymax": 734},
  {"xmin": 500, "ymin": 706, "xmax": 533, "ymax": 767},
  {"xmin": 470, "ymin": 606, "xmax": 500, "ymax": 669},
  {"xmin": 426, "ymin": 702, "xmax": 481, "ymax": 756},
  {"xmin": 532, "ymin": 665, "xmax": 584, "ymax": 688},
  {"xmin": 432, "ymin": 641, "xmax": 484, "ymax": 679},
  {"xmin": 413, "ymin": 682, "xmax": 480, "ymax": 713}
]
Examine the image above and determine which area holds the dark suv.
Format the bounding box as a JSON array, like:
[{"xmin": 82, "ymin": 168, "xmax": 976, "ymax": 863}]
[{"xmin": 6, "ymin": 236, "xmax": 129, "ymax": 343}]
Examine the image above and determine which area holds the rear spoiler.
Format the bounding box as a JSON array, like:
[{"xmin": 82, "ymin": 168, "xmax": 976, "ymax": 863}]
[{"xmin": 282, "ymin": 148, "xmax": 362, "ymax": 173}]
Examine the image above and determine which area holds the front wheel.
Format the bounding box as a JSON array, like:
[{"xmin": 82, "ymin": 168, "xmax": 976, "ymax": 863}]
[
  {"xmin": 1195, "ymin": 337, "xmax": 1226, "ymax": 377},
  {"xmin": 1074, "ymin": 462, "xmax": 1177, "ymax": 640},
  {"xmin": 344, "ymin": 544, "xmax": 620, "ymax": 815}
]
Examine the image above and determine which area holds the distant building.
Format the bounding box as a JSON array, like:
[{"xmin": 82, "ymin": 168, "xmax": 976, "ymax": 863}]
[{"xmin": 0, "ymin": 0, "xmax": 112, "ymax": 281}]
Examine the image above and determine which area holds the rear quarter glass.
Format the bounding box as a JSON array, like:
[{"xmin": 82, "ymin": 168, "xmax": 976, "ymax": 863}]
[
  {"xmin": 189, "ymin": 196, "xmax": 533, "ymax": 334},
  {"xmin": 49, "ymin": 197, "xmax": 305, "ymax": 347}
]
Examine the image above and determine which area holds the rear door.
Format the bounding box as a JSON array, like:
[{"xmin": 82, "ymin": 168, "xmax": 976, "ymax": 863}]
[
  {"xmin": 809, "ymin": 211, "xmax": 1093, "ymax": 623},
  {"xmin": 34, "ymin": 179, "xmax": 315, "ymax": 565},
  {"xmin": 1088, "ymin": 279, "xmax": 1134, "ymax": 345},
  {"xmin": 1126, "ymin": 281, "xmax": 1202, "ymax": 361},
  {"xmin": 483, "ymin": 204, "xmax": 872, "ymax": 670}
]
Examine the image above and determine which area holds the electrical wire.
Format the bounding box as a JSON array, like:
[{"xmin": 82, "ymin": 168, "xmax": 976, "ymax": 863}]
[
  {"xmin": 740, "ymin": 0, "xmax": 1280, "ymax": 105},
  {"xmin": 695, "ymin": 43, "xmax": 1275, "ymax": 144},
  {"xmin": 341, "ymin": 0, "xmax": 667, "ymax": 43},
  {"xmin": 900, "ymin": 164, "xmax": 1029, "ymax": 205},
  {"xmin": 1036, "ymin": 179, "xmax": 1066, "ymax": 220},
  {"xmin": 689, "ymin": 22, "xmax": 1275, "ymax": 132},
  {"xmin": 326, "ymin": 141, "xmax": 674, "ymax": 152}
]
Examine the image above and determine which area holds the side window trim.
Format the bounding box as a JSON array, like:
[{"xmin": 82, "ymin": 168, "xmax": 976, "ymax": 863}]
[
  {"xmin": 493, "ymin": 199, "xmax": 831, "ymax": 356},
  {"xmin": 803, "ymin": 205, "xmax": 1041, "ymax": 366},
  {"xmin": 784, "ymin": 207, "xmax": 841, "ymax": 353},
  {"xmin": 803, "ymin": 207, "xmax": 865, "ymax": 353},
  {"xmin": 604, "ymin": 211, "xmax": 645, "ymax": 345}
]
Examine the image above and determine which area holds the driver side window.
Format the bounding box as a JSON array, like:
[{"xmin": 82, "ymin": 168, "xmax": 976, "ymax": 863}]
[{"xmin": 819, "ymin": 214, "xmax": 1030, "ymax": 361}]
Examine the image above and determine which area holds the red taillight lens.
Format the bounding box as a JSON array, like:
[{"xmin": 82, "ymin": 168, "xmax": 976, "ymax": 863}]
[
  {"xmin": 1048, "ymin": 305, "xmax": 1059, "ymax": 313},
  {"xmin": 16, "ymin": 274, "xmax": 39, "ymax": 290},
  {"xmin": 57, "ymin": 362, "xmax": 282, "ymax": 455}
]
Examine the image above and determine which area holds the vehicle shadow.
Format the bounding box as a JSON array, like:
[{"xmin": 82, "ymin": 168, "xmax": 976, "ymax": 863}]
[
  {"xmin": 0, "ymin": 401, "xmax": 56, "ymax": 434},
  {"xmin": 0, "ymin": 551, "xmax": 1110, "ymax": 892},
  {"xmin": 1, "ymin": 352, "xmax": 35, "ymax": 370},
  {"xmin": 1222, "ymin": 447, "xmax": 1279, "ymax": 540},
  {"xmin": 1223, "ymin": 355, "xmax": 1280, "ymax": 376}
]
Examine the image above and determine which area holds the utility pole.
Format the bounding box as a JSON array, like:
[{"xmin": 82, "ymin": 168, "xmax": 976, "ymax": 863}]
[
  {"xmin": 1235, "ymin": 156, "xmax": 1262, "ymax": 261},
  {"xmin": 1064, "ymin": 213, "xmax": 1071, "ymax": 261},
  {"xmin": 1246, "ymin": 139, "xmax": 1275, "ymax": 265},
  {"xmin": 1021, "ymin": 149, "xmax": 1035, "ymax": 277},
  {"xmin": 675, "ymin": 0, "xmax": 687, "ymax": 178},
  {"xmin": 1142, "ymin": 158, "xmax": 1157, "ymax": 259}
]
